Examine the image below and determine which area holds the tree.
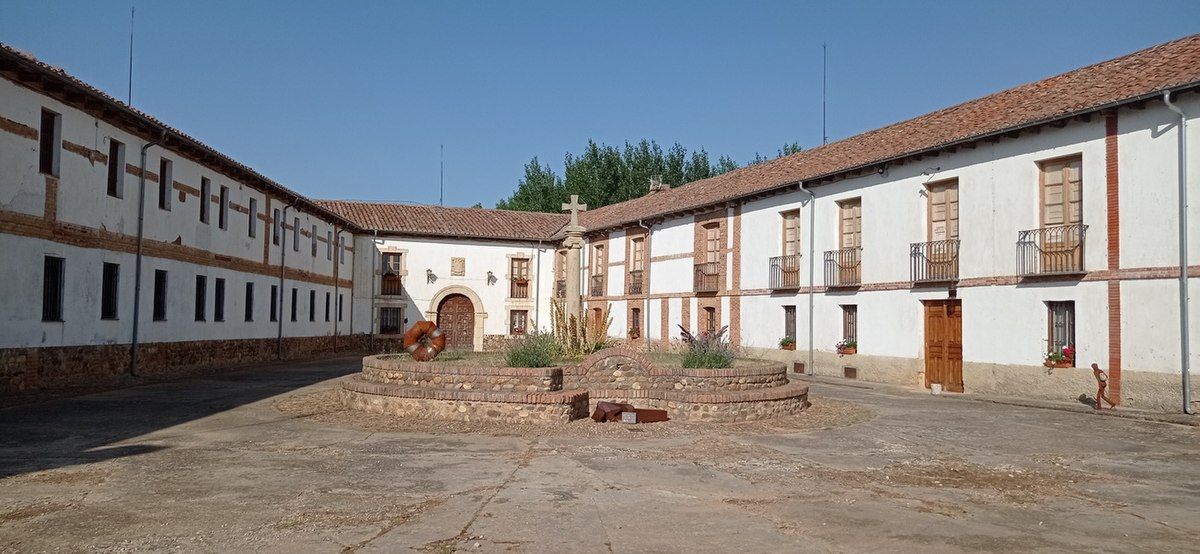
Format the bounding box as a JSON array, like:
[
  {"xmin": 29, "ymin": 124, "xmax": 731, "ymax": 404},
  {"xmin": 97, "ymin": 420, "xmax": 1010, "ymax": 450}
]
[
  {"xmin": 751, "ymin": 142, "xmax": 804, "ymax": 165},
  {"xmin": 496, "ymin": 140, "xmax": 743, "ymax": 213}
]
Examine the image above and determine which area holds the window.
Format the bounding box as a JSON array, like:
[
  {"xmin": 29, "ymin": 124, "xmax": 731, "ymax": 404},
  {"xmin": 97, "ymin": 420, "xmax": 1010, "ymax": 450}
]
[
  {"xmin": 510, "ymin": 310, "xmax": 528, "ymax": 335},
  {"xmin": 591, "ymin": 244, "xmax": 605, "ymax": 275},
  {"xmin": 153, "ymin": 270, "xmax": 168, "ymax": 321},
  {"xmin": 101, "ymin": 262, "xmax": 119, "ymax": 320},
  {"xmin": 381, "ymin": 253, "xmax": 403, "ymax": 295},
  {"xmin": 703, "ymin": 306, "xmax": 717, "ymax": 334},
  {"xmin": 782, "ymin": 210, "xmax": 801, "ymax": 256},
  {"xmin": 510, "ymin": 257, "xmax": 530, "ymax": 298},
  {"xmin": 158, "ymin": 158, "xmax": 173, "ymax": 211},
  {"xmin": 195, "ymin": 275, "xmax": 207, "ymax": 321},
  {"xmin": 839, "ymin": 199, "xmax": 862, "ymax": 249},
  {"xmin": 218, "ymin": 186, "xmax": 229, "ymax": 230},
  {"xmin": 248, "ymin": 198, "xmax": 257, "ymax": 238},
  {"xmin": 338, "ymin": 293, "xmax": 344, "ymax": 322},
  {"xmin": 630, "ymin": 236, "xmax": 646, "ymax": 271},
  {"xmin": 290, "ymin": 288, "xmax": 298, "ymax": 321},
  {"xmin": 213, "ymin": 278, "xmax": 225, "ymax": 322},
  {"xmin": 272, "ymin": 208, "xmax": 281, "ymax": 245},
  {"xmin": 107, "ymin": 139, "xmax": 125, "ymax": 198},
  {"xmin": 326, "ymin": 231, "xmax": 333, "ymax": 260},
  {"xmin": 630, "ymin": 307, "xmax": 641, "ymax": 336},
  {"xmin": 42, "ymin": 256, "xmax": 65, "ymax": 322},
  {"xmin": 199, "ymin": 177, "xmax": 211, "ymax": 223},
  {"xmin": 324, "ymin": 292, "xmax": 330, "ymax": 322},
  {"xmin": 339, "ymin": 236, "xmax": 346, "ymax": 263},
  {"xmin": 380, "ymin": 307, "xmax": 403, "ymax": 335},
  {"xmin": 1040, "ymin": 156, "xmax": 1082, "ymax": 228},
  {"xmin": 311, "ymin": 224, "xmax": 318, "ymax": 257},
  {"xmin": 244, "ymin": 282, "xmax": 254, "ymax": 322},
  {"xmin": 308, "ymin": 290, "xmax": 315, "ymax": 321},
  {"xmin": 784, "ymin": 305, "xmax": 796, "ymax": 342},
  {"xmin": 927, "ymin": 180, "xmax": 959, "ymax": 241},
  {"xmin": 704, "ymin": 223, "xmax": 720, "ymax": 263},
  {"xmin": 292, "ymin": 218, "xmax": 299, "ymax": 252},
  {"xmin": 39, "ymin": 108, "xmax": 61, "ymax": 176},
  {"xmin": 841, "ymin": 305, "xmax": 858, "ymax": 342},
  {"xmin": 1047, "ymin": 301, "xmax": 1076, "ymax": 365},
  {"xmin": 270, "ymin": 285, "xmax": 278, "ymax": 322}
]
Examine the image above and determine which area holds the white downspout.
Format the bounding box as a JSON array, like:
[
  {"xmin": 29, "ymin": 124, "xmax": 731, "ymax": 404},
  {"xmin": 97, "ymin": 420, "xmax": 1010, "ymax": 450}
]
[
  {"xmin": 1163, "ymin": 91, "xmax": 1194, "ymax": 415},
  {"xmin": 801, "ymin": 183, "xmax": 816, "ymax": 376}
]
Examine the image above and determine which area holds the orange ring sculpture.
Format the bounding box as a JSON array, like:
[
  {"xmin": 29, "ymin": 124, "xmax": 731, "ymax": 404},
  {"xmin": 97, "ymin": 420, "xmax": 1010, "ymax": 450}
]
[{"xmin": 402, "ymin": 321, "xmax": 447, "ymax": 361}]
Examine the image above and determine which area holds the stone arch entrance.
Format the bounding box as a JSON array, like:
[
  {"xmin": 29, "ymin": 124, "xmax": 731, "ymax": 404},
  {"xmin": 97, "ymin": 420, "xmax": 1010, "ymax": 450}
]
[{"xmin": 426, "ymin": 285, "xmax": 487, "ymax": 352}]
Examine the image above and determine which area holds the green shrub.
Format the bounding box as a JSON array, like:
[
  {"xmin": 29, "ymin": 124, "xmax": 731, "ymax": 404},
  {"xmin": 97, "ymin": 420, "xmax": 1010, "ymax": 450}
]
[
  {"xmin": 505, "ymin": 333, "xmax": 562, "ymax": 368},
  {"xmin": 680, "ymin": 326, "xmax": 735, "ymax": 369}
]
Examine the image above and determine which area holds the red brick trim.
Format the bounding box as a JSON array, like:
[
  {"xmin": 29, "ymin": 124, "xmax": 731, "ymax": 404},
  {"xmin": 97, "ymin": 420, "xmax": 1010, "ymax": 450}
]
[
  {"xmin": 1105, "ymin": 112, "xmax": 1122, "ymax": 402},
  {"xmin": 43, "ymin": 175, "xmax": 57, "ymax": 221},
  {"xmin": 729, "ymin": 203, "xmax": 742, "ymax": 346},
  {"xmin": 659, "ymin": 297, "xmax": 669, "ymax": 348},
  {"xmin": 62, "ymin": 140, "xmax": 105, "ymax": 164},
  {"xmin": 125, "ymin": 163, "xmax": 159, "ymax": 183},
  {"xmin": 0, "ymin": 115, "xmax": 38, "ymax": 140},
  {"xmin": 680, "ymin": 297, "xmax": 690, "ymax": 334}
]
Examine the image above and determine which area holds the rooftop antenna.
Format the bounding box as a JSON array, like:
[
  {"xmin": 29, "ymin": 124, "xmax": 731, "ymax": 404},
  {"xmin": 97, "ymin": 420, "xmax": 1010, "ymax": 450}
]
[
  {"xmin": 127, "ymin": 6, "xmax": 135, "ymax": 106},
  {"xmin": 822, "ymin": 43, "xmax": 827, "ymax": 145},
  {"xmin": 439, "ymin": 144, "xmax": 444, "ymax": 206}
]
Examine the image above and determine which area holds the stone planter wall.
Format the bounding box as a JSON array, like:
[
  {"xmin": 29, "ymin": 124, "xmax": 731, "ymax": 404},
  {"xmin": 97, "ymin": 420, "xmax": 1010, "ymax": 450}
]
[{"xmin": 362, "ymin": 354, "xmax": 561, "ymax": 392}]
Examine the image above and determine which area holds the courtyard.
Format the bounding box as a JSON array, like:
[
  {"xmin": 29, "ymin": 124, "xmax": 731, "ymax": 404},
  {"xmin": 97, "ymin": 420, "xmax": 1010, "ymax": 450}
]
[{"xmin": 1, "ymin": 357, "xmax": 1197, "ymax": 552}]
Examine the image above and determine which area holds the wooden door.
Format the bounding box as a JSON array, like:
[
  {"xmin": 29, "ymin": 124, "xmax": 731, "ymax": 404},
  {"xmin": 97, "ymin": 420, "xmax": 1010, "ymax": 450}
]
[
  {"xmin": 926, "ymin": 181, "xmax": 959, "ymax": 279},
  {"xmin": 437, "ymin": 294, "xmax": 475, "ymax": 350},
  {"xmin": 838, "ymin": 199, "xmax": 862, "ymax": 283},
  {"xmin": 1039, "ymin": 157, "xmax": 1083, "ymax": 271},
  {"xmin": 923, "ymin": 300, "xmax": 963, "ymax": 392}
]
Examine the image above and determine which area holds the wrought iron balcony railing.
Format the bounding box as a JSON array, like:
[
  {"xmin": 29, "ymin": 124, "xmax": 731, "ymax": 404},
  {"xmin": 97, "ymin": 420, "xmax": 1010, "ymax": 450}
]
[
  {"xmin": 554, "ymin": 279, "xmax": 566, "ymax": 298},
  {"xmin": 380, "ymin": 275, "xmax": 404, "ymax": 296},
  {"xmin": 509, "ymin": 277, "xmax": 530, "ymax": 299},
  {"xmin": 823, "ymin": 247, "xmax": 862, "ymax": 287},
  {"xmin": 627, "ymin": 270, "xmax": 644, "ymax": 295},
  {"xmin": 910, "ymin": 239, "xmax": 960, "ymax": 283},
  {"xmin": 769, "ymin": 254, "xmax": 802, "ymax": 290},
  {"xmin": 1016, "ymin": 224, "xmax": 1087, "ymax": 276},
  {"xmin": 694, "ymin": 262, "xmax": 720, "ymax": 293},
  {"xmin": 589, "ymin": 274, "xmax": 605, "ymax": 297}
]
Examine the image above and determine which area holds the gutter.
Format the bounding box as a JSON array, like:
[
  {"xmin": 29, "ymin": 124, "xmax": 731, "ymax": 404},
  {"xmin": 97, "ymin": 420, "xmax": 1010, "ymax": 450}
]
[
  {"xmin": 128, "ymin": 130, "xmax": 165, "ymax": 377},
  {"xmin": 1163, "ymin": 91, "xmax": 1194, "ymax": 415}
]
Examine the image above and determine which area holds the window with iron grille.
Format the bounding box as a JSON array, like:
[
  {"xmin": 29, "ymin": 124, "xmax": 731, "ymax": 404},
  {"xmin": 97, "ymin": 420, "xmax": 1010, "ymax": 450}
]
[
  {"xmin": 381, "ymin": 253, "xmax": 403, "ymax": 295},
  {"xmin": 270, "ymin": 285, "xmax": 278, "ymax": 322},
  {"xmin": 248, "ymin": 198, "xmax": 257, "ymax": 237},
  {"xmin": 510, "ymin": 258, "xmax": 530, "ymax": 298},
  {"xmin": 290, "ymin": 288, "xmax": 298, "ymax": 322},
  {"xmin": 631, "ymin": 307, "xmax": 641, "ymax": 335},
  {"xmin": 703, "ymin": 307, "xmax": 717, "ymax": 334},
  {"xmin": 324, "ymin": 292, "xmax": 331, "ymax": 322},
  {"xmin": 107, "ymin": 139, "xmax": 125, "ymax": 198},
  {"xmin": 39, "ymin": 108, "xmax": 60, "ymax": 176},
  {"xmin": 841, "ymin": 305, "xmax": 857, "ymax": 342},
  {"xmin": 153, "ymin": 270, "xmax": 168, "ymax": 321},
  {"xmin": 245, "ymin": 282, "xmax": 254, "ymax": 322},
  {"xmin": 309, "ymin": 290, "xmax": 316, "ymax": 322},
  {"xmin": 380, "ymin": 307, "xmax": 403, "ymax": 335},
  {"xmin": 214, "ymin": 278, "xmax": 225, "ymax": 322},
  {"xmin": 158, "ymin": 158, "xmax": 173, "ymax": 211},
  {"xmin": 42, "ymin": 256, "xmax": 65, "ymax": 322},
  {"xmin": 311, "ymin": 224, "xmax": 318, "ymax": 257},
  {"xmin": 1047, "ymin": 301, "xmax": 1076, "ymax": 365},
  {"xmin": 195, "ymin": 275, "xmax": 207, "ymax": 321},
  {"xmin": 784, "ymin": 305, "xmax": 796, "ymax": 342},
  {"xmin": 338, "ymin": 294, "xmax": 344, "ymax": 321},
  {"xmin": 101, "ymin": 262, "xmax": 119, "ymax": 320},
  {"xmin": 510, "ymin": 310, "xmax": 528, "ymax": 335}
]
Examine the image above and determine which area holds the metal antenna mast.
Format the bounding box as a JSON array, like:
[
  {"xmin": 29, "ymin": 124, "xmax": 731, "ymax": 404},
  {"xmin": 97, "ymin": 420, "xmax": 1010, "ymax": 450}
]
[
  {"xmin": 127, "ymin": 6, "xmax": 135, "ymax": 106},
  {"xmin": 822, "ymin": 43, "xmax": 827, "ymax": 145},
  {"xmin": 439, "ymin": 144, "xmax": 444, "ymax": 206}
]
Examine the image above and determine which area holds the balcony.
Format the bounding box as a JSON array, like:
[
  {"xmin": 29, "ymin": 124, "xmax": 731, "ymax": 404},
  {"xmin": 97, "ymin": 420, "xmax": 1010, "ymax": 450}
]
[
  {"xmin": 589, "ymin": 274, "xmax": 605, "ymax": 297},
  {"xmin": 554, "ymin": 279, "xmax": 566, "ymax": 298},
  {"xmin": 694, "ymin": 262, "xmax": 720, "ymax": 293},
  {"xmin": 627, "ymin": 270, "xmax": 644, "ymax": 295},
  {"xmin": 910, "ymin": 240, "xmax": 960, "ymax": 283},
  {"xmin": 380, "ymin": 274, "xmax": 404, "ymax": 296},
  {"xmin": 1017, "ymin": 224, "xmax": 1087, "ymax": 276},
  {"xmin": 509, "ymin": 277, "xmax": 530, "ymax": 299},
  {"xmin": 823, "ymin": 247, "xmax": 862, "ymax": 287},
  {"xmin": 769, "ymin": 254, "xmax": 802, "ymax": 290}
]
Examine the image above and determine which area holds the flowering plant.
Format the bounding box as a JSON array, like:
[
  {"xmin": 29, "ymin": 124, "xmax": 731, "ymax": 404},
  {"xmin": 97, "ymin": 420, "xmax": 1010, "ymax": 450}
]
[
  {"xmin": 1045, "ymin": 344, "xmax": 1075, "ymax": 364},
  {"xmin": 779, "ymin": 336, "xmax": 796, "ymax": 347}
]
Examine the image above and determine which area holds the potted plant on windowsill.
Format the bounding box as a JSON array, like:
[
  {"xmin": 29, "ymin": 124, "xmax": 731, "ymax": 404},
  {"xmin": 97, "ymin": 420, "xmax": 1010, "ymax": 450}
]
[
  {"xmin": 836, "ymin": 338, "xmax": 857, "ymax": 356},
  {"xmin": 627, "ymin": 327, "xmax": 640, "ymax": 340},
  {"xmin": 1043, "ymin": 345, "xmax": 1075, "ymax": 368},
  {"xmin": 779, "ymin": 337, "xmax": 796, "ymax": 351}
]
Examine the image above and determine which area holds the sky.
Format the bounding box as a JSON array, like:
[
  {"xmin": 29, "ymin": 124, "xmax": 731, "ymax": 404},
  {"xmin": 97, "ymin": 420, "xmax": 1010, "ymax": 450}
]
[{"xmin": 2, "ymin": 1, "xmax": 1198, "ymax": 208}]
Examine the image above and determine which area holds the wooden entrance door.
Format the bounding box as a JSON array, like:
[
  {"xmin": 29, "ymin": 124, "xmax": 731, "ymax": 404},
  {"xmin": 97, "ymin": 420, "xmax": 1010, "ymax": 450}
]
[
  {"xmin": 437, "ymin": 294, "xmax": 475, "ymax": 350},
  {"xmin": 923, "ymin": 299, "xmax": 963, "ymax": 392}
]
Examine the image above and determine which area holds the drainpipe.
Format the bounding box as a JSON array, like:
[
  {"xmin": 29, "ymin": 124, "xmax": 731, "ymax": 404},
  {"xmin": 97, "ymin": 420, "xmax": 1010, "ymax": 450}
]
[
  {"xmin": 1163, "ymin": 91, "xmax": 1194, "ymax": 415},
  {"xmin": 129, "ymin": 131, "xmax": 165, "ymax": 377},
  {"xmin": 276, "ymin": 201, "xmax": 295, "ymax": 360},
  {"xmin": 800, "ymin": 183, "xmax": 816, "ymax": 376}
]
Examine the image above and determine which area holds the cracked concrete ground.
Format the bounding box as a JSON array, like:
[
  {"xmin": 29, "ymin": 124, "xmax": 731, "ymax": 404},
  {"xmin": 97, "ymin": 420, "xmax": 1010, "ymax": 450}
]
[{"xmin": 1, "ymin": 357, "xmax": 1197, "ymax": 552}]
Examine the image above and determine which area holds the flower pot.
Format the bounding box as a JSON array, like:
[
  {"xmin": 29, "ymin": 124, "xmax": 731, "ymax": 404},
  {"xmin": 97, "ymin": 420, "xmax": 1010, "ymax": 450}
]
[
  {"xmin": 840, "ymin": 347, "xmax": 857, "ymax": 355},
  {"xmin": 781, "ymin": 344, "xmax": 795, "ymax": 351},
  {"xmin": 1043, "ymin": 360, "xmax": 1072, "ymax": 369}
]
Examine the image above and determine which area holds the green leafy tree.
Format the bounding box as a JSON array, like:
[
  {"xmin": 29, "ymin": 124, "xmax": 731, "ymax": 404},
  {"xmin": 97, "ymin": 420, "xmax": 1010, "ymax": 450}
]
[{"xmin": 751, "ymin": 141, "xmax": 804, "ymax": 165}]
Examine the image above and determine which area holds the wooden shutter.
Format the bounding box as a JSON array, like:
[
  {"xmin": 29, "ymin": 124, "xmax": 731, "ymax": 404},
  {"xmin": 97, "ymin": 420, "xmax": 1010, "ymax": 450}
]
[
  {"xmin": 1041, "ymin": 157, "xmax": 1082, "ymax": 227},
  {"xmin": 631, "ymin": 237, "xmax": 645, "ymax": 271},
  {"xmin": 839, "ymin": 200, "xmax": 861, "ymax": 249},
  {"xmin": 782, "ymin": 210, "xmax": 801, "ymax": 256},
  {"xmin": 928, "ymin": 181, "xmax": 959, "ymax": 241},
  {"xmin": 705, "ymin": 224, "xmax": 720, "ymax": 263}
]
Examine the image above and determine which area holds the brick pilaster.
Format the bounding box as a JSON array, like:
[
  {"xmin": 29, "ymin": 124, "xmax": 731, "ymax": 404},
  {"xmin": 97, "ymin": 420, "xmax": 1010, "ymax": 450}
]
[{"xmin": 1104, "ymin": 112, "xmax": 1122, "ymax": 402}]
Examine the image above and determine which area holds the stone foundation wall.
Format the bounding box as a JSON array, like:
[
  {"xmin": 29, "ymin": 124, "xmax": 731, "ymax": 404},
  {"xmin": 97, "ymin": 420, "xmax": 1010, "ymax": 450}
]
[
  {"xmin": 562, "ymin": 347, "xmax": 789, "ymax": 392},
  {"xmin": 340, "ymin": 378, "xmax": 589, "ymax": 424},
  {"xmin": 588, "ymin": 383, "xmax": 810, "ymax": 423},
  {"xmin": 361, "ymin": 354, "xmax": 562, "ymax": 392}
]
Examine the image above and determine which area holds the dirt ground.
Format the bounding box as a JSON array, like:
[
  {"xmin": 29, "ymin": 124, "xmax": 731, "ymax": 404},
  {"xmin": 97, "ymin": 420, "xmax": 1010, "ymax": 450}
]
[{"xmin": 1, "ymin": 356, "xmax": 1197, "ymax": 552}]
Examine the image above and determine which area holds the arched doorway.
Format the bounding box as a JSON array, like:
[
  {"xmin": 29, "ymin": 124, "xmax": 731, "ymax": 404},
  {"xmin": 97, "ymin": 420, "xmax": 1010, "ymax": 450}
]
[{"xmin": 437, "ymin": 294, "xmax": 475, "ymax": 350}]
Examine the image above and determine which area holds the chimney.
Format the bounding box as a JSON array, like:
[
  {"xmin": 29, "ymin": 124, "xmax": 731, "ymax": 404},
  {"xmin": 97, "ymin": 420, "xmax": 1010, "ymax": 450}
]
[{"xmin": 647, "ymin": 176, "xmax": 669, "ymax": 195}]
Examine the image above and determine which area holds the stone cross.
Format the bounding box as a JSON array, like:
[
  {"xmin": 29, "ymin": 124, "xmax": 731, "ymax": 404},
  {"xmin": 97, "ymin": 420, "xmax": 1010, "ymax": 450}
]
[{"xmin": 561, "ymin": 194, "xmax": 587, "ymax": 228}]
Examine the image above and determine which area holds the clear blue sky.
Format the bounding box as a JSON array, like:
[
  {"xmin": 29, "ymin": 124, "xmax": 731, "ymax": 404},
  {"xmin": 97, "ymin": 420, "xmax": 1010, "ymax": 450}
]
[{"xmin": 3, "ymin": 1, "xmax": 1197, "ymax": 208}]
